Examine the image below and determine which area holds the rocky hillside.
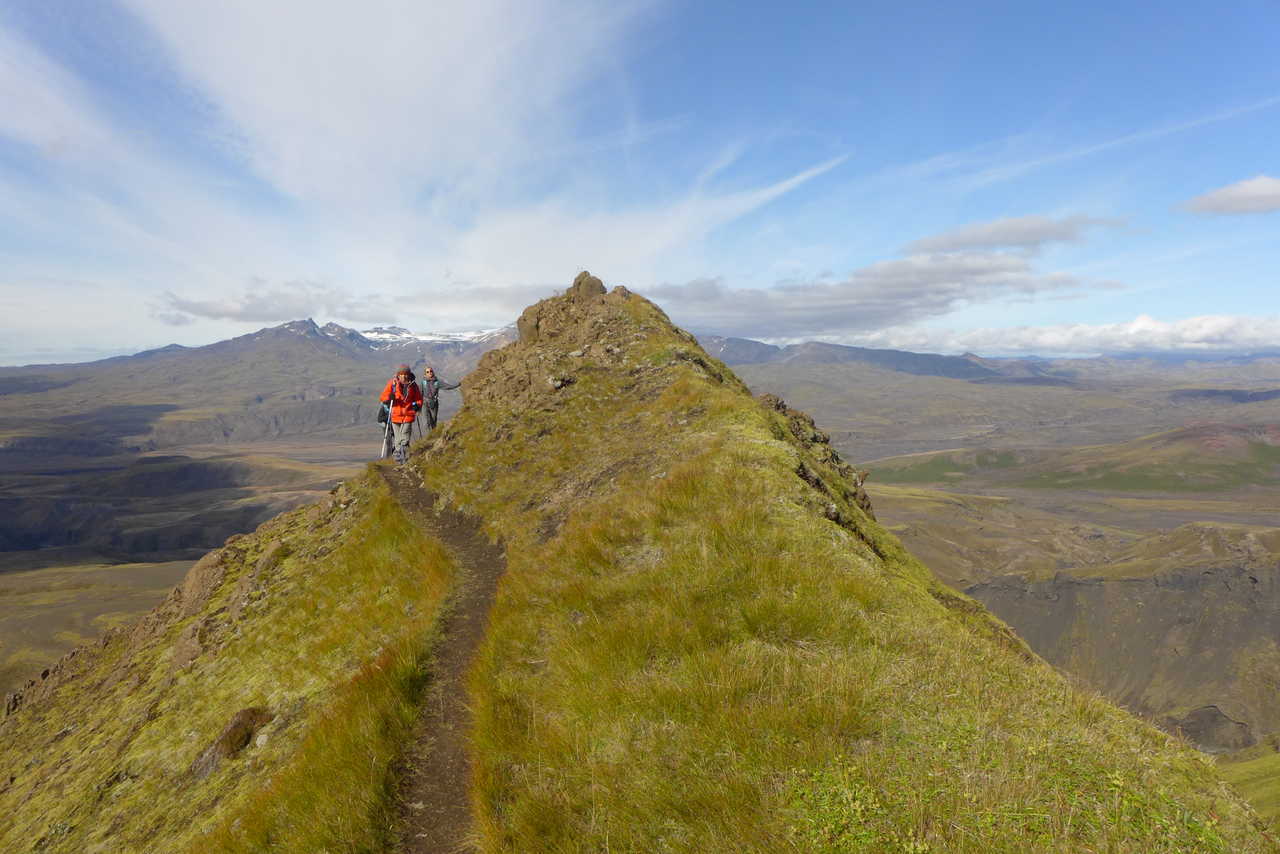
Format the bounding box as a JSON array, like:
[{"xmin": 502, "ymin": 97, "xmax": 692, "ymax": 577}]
[
  {"xmin": 1, "ymin": 274, "xmax": 1275, "ymax": 852},
  {"xmin": 865, "ymin": 427, "xmax": 1280, "ymax": 758},
  {"xmin": 970, "ymin": 523, "xmax": 1280, "ymax": 753}
]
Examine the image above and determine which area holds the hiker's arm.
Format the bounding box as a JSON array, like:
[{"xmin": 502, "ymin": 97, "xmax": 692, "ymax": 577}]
[{"xmin": 441, "ymin": 379, "xmax": 460, "ymax": 390}]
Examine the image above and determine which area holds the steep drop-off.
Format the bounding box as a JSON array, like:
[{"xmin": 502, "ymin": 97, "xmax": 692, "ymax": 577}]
[
  {"xmin": 972, "ymin": 524, "xmax": 1280, "ymax": 753},
  {"xmin": 1, "ymin": 274, "xmax": 1275, "ymax": 852}
]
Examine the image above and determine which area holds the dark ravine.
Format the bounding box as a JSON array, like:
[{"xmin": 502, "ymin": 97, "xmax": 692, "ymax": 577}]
[
  {"xmin": 379, "ymin": 465, "xmax": 506, "ymax": 854},
  {"xmin": 970, "ymin": 563, "xmax": 1280, "ymax": 752}
]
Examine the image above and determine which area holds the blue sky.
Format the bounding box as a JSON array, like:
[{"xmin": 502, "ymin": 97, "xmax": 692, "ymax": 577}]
[{"xmin": 1, "ymin": 0, "xmax": 1277, "ymax": 364}]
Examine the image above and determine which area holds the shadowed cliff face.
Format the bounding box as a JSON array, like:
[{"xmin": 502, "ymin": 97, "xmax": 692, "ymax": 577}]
[
  {"xmin": 971, "ymin": 562, "xmax": 1280, "ymax": 752},
  {"xmin": 0, "ymin": 456, "xmax": 348, "ymax": 558}
]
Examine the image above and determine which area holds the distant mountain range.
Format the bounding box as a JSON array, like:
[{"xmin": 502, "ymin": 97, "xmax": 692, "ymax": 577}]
[
  {"xmin": 117, "ymin": 319, "xmax": 515, "ymax": 369},
  {"xmin": 12, "ymin": 316, "xmax": 1280, "ymax": 384},
  {"xmin": 0, "ymin": 319, "xmax": 518, "ymax": 455},
  {"xmin": 6, "ymin": 319, "xmax": 1069, "ymax": 385},
  {"xmin": 697, "ymin": 335, "xmax": 1075, "ymax": 383}
]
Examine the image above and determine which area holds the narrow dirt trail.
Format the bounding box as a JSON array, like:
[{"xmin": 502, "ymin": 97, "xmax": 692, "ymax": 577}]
[{"xmin": 380, "ymin": 464, "xmax": 506, "ymax": 854}]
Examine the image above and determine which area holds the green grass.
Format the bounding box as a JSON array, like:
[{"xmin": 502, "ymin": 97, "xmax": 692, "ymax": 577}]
[
  {"xmin": 1220, "ymin": 750, "xmax": 1280, "ymax": 831},
  {"xmin": 410, "ymin": 289, "xmax": 1275, "ymax": 852},
  {"xmin": 873, "ymin": 449, "xmax": 1020, "ymax": 484},
  {"xmin": 0, "ymin": 471, "xmax": 457, "ymax": 853},
  {"xmin": 874, "ymin": 453, "xmax": 975, "ymax": 483},
  {"xmin": 1020, "ymin": 434, "xmax": 1280, "ymax": 492},
  {"xmin": 1020, "ymin": 461, "xmax": 1273, "ymax": 492},
  {"xmin": 870, "ymin": 430, "xmax": 1280, "ymax": 492}
]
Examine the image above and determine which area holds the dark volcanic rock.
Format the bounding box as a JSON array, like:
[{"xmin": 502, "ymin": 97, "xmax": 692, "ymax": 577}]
[
  {"xmin": 568, "ymin": 270, "xmax": 606, "ymax": 301},
  {"xmin": 1166, "ymin": 706, "xmax": 1254, "ymax": 752}
]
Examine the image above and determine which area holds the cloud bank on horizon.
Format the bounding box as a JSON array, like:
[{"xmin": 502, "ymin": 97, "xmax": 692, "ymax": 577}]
[{"xmin": 0, "ymin": 1, "xmax": 1277, "ymax": 365}]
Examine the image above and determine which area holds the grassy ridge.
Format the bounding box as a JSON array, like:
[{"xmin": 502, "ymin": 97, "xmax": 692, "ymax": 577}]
[
  {"xmin": 0, "ymin": 472, "xmax": 456, "ymax": 853},
  {"xmin": 413, "ymin": 285, "xmax": 1275, "ymax": 852}
]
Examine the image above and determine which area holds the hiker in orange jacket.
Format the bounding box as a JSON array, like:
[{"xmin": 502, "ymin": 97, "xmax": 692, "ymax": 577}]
[{"xmin": 380, "ymin": 364, "xmax": 423, "ymax": 464}]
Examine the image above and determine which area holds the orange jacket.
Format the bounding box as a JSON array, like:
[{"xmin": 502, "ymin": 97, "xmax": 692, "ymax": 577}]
[{"xmin": 380, "ymin": 378, "xmax": 423, "ymax": 423}]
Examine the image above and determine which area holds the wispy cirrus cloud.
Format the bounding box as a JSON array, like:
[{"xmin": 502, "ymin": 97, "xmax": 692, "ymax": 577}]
[
  {"xmin": 878, "ymin": 96, "xmax": 1280, "ymax": 196},
  {"xmin": 117, "ymin": 0, "xmax": 652, "ymax": 205},
  {"xmin": 955, "ymin": 96, "xmax": 1280, "ymax": 191},
  {"xmin": 0, "ymin": 1, "xmax": 847, "ymax": 360},
  {"xmin": 1182, "ymin": 175, "xmax": 1280, "ymax": 215}
]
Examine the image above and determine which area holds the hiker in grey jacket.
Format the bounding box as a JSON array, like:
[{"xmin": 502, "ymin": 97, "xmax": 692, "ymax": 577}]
[{"xmin": 419, "ymin": 366, "xmax": 460, "ymax": 430}]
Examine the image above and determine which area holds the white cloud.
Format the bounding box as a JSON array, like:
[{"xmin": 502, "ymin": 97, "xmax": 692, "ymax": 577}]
[
  {"xmin": 647, "ymin": 251, "xmax": 1109, "ymax": 338},
  {"xmin": 447, "ymin": 156, "xmax": 846, "ymax": 285},
  {"xmin": 0, "ymin": 3, "xmax": 846, "ymax": 351},
  {"xmin": 156, "ymin": 280, "xmax": 397, "ymax": 325},
  {"xmin": 0, "ymin": 3, "xmax": 849, "ymax": 361},
  {"xmin": 848, "ymin": 314, "xmax": 1280, "ymax": 356},
  {"xmin": 119, "ymin": 0, "xmax": 650, "ymax": 205},
  {"xmin": 1183, "ymin": 175, "xmax": 1280, "ymax": 215},
  {"xmin": 905, "ymin": 215, "xmax": 1120, "ymax": 253}
]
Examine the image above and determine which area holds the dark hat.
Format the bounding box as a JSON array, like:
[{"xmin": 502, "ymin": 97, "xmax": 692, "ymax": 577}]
[{"xmin": 396, "ymin": 363, "xmax": 412, "ymax": 374}]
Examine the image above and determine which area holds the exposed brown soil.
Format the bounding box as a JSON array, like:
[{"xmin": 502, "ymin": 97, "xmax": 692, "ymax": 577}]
[{"xmin": 380, "ymin": 464, "xmax": 506, "ymax": 854}]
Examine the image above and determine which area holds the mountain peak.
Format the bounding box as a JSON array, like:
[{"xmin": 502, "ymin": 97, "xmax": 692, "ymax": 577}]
[
  {"xmin": 278, "ymin": 318, "xmax": 321, "ymax": 336},
  {"xmin": 363, "ymin": 325, "xmax": 412, "ymax": 337},
  {"xmin": 463, "ymin": 271, "xmax": 708, "ymax": 411}
]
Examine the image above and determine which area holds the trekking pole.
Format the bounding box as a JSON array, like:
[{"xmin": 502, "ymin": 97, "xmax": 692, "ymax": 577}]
[{"xmin": 380, "ymin": 401, "xmax": 393, "ymax": 459}]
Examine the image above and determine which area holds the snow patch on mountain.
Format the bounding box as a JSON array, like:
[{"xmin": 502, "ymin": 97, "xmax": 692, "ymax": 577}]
[{"xmin": 360, "ymin": 325, "xmax": 513, "ymax": 348}]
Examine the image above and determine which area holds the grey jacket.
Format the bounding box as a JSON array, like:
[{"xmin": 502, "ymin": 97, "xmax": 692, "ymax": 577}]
[{"xmin": 420, "ymin": 376, "xmax": 459, "ymax": 404}]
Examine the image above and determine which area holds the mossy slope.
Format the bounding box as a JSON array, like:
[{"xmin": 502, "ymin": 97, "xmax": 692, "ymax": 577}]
[
  {"xmin": 410, "ymin": 273, "xmax": 1275, "ymax": 852},
  {"xmin": 0, "ymin": 471, "xmax": 455, "ymax": 853}
]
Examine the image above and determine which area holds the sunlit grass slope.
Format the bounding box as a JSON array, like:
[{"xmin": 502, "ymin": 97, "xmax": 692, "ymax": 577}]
[
  {"xmin": 1221, "ymin": 746, "xmax": 1280, "ymax": 831},
  {"xmin": 0, "ymin": 471, "xmax": 455, "ymax": 853},
  {"xmin": 414, "ymin": 276, "xmax": 1275, "ymax": 852}
]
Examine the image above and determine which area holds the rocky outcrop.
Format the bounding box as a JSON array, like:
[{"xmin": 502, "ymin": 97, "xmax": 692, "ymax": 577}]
[
  {"xmin": 189, "ymin": 707, "xmax": 275, "ymax": 780},
  {"xmin": 464, "ymin": 270, "xmax": 712, "ymax": 414},
  {"xmin": 759, "ymin": 393, "xmax": 875, "ymax": 522}
]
